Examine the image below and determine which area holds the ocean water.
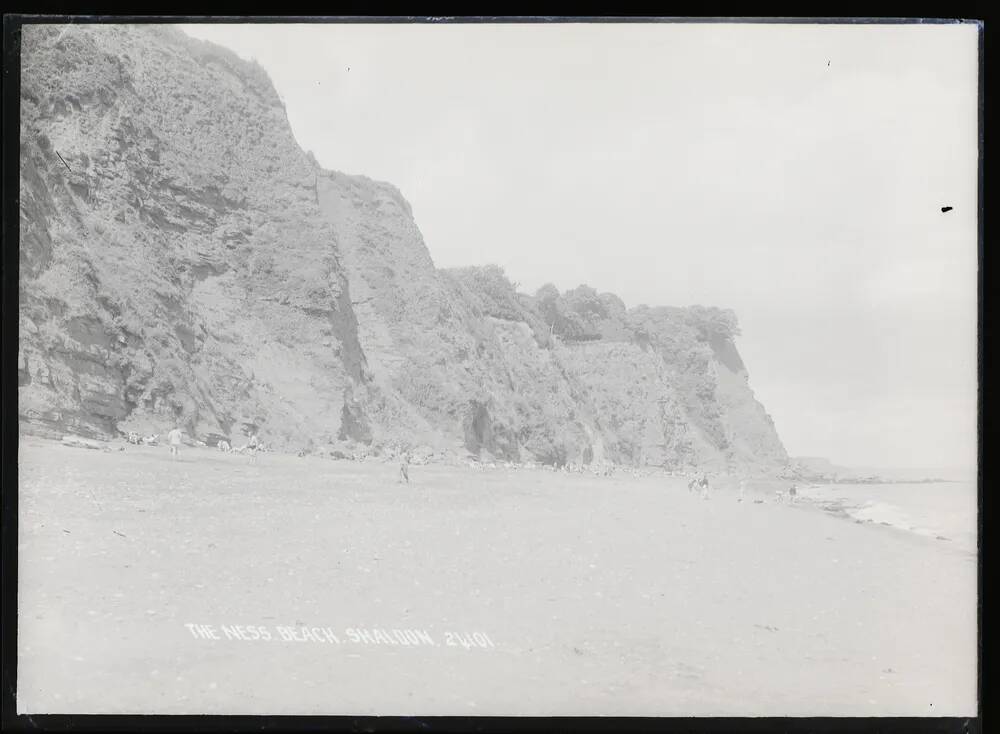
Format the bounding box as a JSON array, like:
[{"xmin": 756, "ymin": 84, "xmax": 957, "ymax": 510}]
[{"xmin": 799, "ymin": 481, "xmax": 978, "ymax": 554}]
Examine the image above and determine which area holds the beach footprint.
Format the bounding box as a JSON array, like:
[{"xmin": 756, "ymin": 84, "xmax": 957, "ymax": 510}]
[{"xmin": 671, "ymin": 660, "xmax": 703, "ymax": 681}]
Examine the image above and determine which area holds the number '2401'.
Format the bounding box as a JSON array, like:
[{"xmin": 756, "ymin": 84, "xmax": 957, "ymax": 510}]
[{"xmin": 444, "ymin": 631, "xmax": 495, "ymax": 649}]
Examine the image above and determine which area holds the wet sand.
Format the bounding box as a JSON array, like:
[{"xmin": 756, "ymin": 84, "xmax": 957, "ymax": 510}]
[{"xmin": 17, "ymin": 437, "xmax": 977, "ymax": 716}]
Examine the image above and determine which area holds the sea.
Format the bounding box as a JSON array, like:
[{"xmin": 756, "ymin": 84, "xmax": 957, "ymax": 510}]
[{"xmin": 798, "ymin": 480, "xmax": 979, "ymax": 555}]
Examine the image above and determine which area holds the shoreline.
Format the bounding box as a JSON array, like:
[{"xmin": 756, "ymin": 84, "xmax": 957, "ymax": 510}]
[{"xmin": 785, "ymin": 487, "xmax": 977, "ymax": 558}]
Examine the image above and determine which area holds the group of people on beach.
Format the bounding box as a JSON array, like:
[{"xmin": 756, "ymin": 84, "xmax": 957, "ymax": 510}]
[
  {"xmin": 162, "ymin": 425, "xmax": 261, "ymax": 463},
  {"xmin": 688, "ymin": 474, "xmax": 712, "ymax": 499},
  {"xmin": 687, "ymin": 473, "xmax": 799, "ymax": 504}
]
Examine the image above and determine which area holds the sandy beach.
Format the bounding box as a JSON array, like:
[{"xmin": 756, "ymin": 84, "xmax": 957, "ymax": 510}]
[{"xmin": 16, "ymin": 437, "xmax": 977, "ymax": 716}]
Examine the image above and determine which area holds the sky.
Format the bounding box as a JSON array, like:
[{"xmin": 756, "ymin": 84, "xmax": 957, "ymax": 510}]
[{"xmin": 180, "ymin": 21, "xmax": 979, "ymax": 471}]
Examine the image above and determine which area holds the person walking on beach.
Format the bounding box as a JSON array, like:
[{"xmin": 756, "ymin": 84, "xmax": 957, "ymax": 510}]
[
  {"xmin": 399, "ymin": 450, "xmax": 410, "ymax": 484},
  {"xmin": 738, "ymin": 478, "xmax": 746, "ymax": 502},
  {"xmin": 788, "ymin": 483, "xmax": 798, "ymax": 504},
  {"xmin": 247, "ymin": 432, "xmax": 260, "ymax": 464},
  {"xmin": 167, "ymin": 425, "xmax": 183, "ymax": 461},
  {"xmin": 700, "ymin": 473, "xmax": 711, "ymax": 500}
]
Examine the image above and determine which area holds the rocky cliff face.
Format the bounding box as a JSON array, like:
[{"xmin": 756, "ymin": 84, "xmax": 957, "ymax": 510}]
[
  {"xmin": 19, "ymin": 25, "xmax": 368, "ymax": 447},
  {"xmin": 19, "ymin": 24, "xmax": 788, "ymax": 470}
]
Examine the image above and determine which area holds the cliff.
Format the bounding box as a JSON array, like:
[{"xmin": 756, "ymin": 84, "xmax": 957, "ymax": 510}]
[{"xmin": 18, "ymin": 24, "xmax": 788, "ymax": 470}]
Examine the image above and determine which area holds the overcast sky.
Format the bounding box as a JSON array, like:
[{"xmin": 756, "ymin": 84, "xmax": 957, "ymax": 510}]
[{"xmin": 180, "ymin": 21, "xmax": 979, "ymax": 471}]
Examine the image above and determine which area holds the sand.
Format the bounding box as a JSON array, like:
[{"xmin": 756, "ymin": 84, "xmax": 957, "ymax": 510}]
[{"xmin": 16, "ymin": 437, "xmax": 978, "ymax": 716}]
